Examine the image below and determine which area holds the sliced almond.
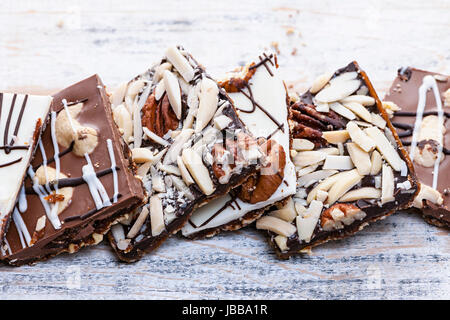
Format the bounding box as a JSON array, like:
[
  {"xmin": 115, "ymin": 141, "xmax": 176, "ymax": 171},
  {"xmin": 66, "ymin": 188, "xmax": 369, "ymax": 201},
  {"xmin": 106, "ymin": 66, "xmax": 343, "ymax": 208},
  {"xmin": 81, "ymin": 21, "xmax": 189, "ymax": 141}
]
[
  {"xmin": 292, "ymin": 138, "xmax": 315, "ymax": 151},
  {"xmin": 315, "ymin": 101, "xmax": 329, "ymax": 112},
  {"xmin": 340, "ymin": 95, "xmax": 375, "ymax": 106},
  {"xmin": 296, "ymin": 163, "xmax": 320, "ymax": 177},
  {"xmin": 346, "ymin": 121, "xmax": 375, "ymax": 152},
  {"xmin": 316, "ymin": 190, "xmax": 328, "ymax": 202},
  {"xmin": 137, "ymin": 161, "xmax": 152, "ymax": 178},
  {"xmin": 256, "ymin": 216, "xmax": 296, "ymax": 237},
  {"xmin": 154, "ymin": 80, "xmax": 166, "ymax": 101},
  {"xmin": 153, "ymin": 62, "xmax": 172, "ymax": 84},
  {"xmin": 163, "ymin": 70, "xmax": 182, "ymax": 120},
  {"xmin": 306, "ymin": 171, "xmax": 345, "ymax": 203},
  {"xmin": 315, "ymin": 79, "xmax": 361, "ymax": 103},
  {"xmin": 322, "ymin": 130, "xmax": 350, "ymax": 144},
  {"xmin": 126, "ymin": 79, "xmax": 146, "ymax": 100},
  {"xmin": 110, "ymin": 82, "xmax": 128, "ymax": 107},
  {"xmin": 339, "ymin": 187, "xmax": 381, "ymax": 202},
  {"xmin": 329, "ymin": 102, "xmax": 356, "ymax": 120},
  {"xmin": 342, "ymin": 101, "xmax": 372, "ymax": 122},
  {"xmin": 322, "ymin": 155, "xmax": 354, "ymax": 170},
  {"xmin": 298, "ymin": 169, "xmax": 338, "ymax": 188},
  {"xmin": 329, "ymin": 71, "xmax": 358, "ymax": 84},
  {"xmin": 381, "ymin": 164, "xmax": 395, "ymax": 204},
  {"xmin": 413, "ymin": 184, "xmax": 444, "ymax": 208},
  {"xmin": 274, "ymin": 235, "xmax": 288, "ymax": 251},
  {"xmin": 182, "ymin": 148, "xmax": 215, "ymax": 195},
  {"xmin": 370, "ymin": 150, "xmax": 382, "ymax": 175},
  {"xmin": 151, "ymin": 166, "xmax": 166, "ymax": 193},
  {"xmin": 113, "ymin": 104, "xmax": 133, "ymax": 143},
  {"xmin": 370, "ymin": 113, "xmax": 386, "ymax": 129},
  {"xmin": 158, "ymin": 163, "xmax": 181, "ymax": 176},
  {"xmin": 150, "ymin": 195, "xmax": 165, "ymax": 236},
  {"xmin": 111, "ymin": 224, "xmax": 126, "ymax": 248},
  {"xmin": 133, "ymin": 97, "xmax": 143, "ymax": 148},
  {"xmin": 195, "ymin": 77, "xmax": 219, "ymax": 133},
  {"xmin": 346, "ymin": 142, "xmax": 371, "ymax": 175},
  {"xmin": 269, "ymin": 198, "xmax": 297, "ymax": 223},
  {"xmin": 294, "ymin": 151, "xmax": 327, "ymax": 167},
  {"xmin": 142, "ymin": 127, "xmax": 170, "ymax": 147},
  {"xmin": 326, "ymin": 169, "xmax": 363, "ymax": 205},
  {"xmin": 35, "ymin": 215, "xmax": 46, "ymax": 232},
  {"xmin": 165, "ymin": 46, "xmax": 195, "ymax": 82},
  {"xmin": 310, "ymin": 72, "xmax": 333, "ymax": 94},
  {"xmin": 163, "ymin": 129, "xmax": 194, "ymax": 165},
  {"xmin": 177, "ymin": 155, "xmax": 195, "ymax": 186},
  {"xmin": 127, "ymin": 206, "xmax": 149, "ymax": 239},
  {"xmin": 171, "ymin": 175, "xmax": 195, "ymax": 201},
  {"xmin": 132, "ymin": 148, "xmax": 154, "ymax": 163},
  {"xmin": 294, "ymin": 201, "xmax": 307, "ymax": 216},
  {"xmin": 296, "ymin": 200, "xmax": 323, "ymax": 242},
  {"xmin": 214, "ymin": 114, "xmax": 232, "ymax": 130},
  {"xmin": 365, "ymin": 126, "xmax": 403, "ymax": 171}
]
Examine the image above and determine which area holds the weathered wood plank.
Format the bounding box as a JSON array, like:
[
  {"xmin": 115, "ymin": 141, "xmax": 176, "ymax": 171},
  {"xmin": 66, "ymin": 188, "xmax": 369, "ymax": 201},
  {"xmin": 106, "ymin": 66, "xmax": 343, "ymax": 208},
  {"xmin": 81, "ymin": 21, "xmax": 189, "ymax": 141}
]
[{"xmin": 0, "ymin": 0, "xmax": 449, "ymax": 300}]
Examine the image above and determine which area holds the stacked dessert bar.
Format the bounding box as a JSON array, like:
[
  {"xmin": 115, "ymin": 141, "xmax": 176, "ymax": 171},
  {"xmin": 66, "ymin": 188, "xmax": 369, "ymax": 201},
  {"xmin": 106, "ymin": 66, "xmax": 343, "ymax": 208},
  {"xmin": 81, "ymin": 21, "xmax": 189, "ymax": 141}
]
[{"xmin": 0, "ymin": 46, "xmax": 447, "ymax": 266}]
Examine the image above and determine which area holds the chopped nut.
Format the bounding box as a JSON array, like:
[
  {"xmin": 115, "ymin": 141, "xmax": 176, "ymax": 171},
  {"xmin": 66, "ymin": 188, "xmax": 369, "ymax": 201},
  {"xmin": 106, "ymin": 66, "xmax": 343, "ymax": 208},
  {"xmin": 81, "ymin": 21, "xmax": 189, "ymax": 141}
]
[
  {"xmin": 346, "ymin": 142, "xmax": 372, "ymax": 175},
  {"xmin": 113, "ymin": 104, "xmax": 133, "ymax": 143},
  {"xmin": 177, "ymin": 155, "xmax": 194, "ymax": 186},
  {"xmin": 268, "ymin": 198, "xmax": 297, "ymax": 222},
  {"xmin": 165, "ymin": 46, "xmax": 195, "ymax": 82},
  {"xmin": 370, "ymin": 150, "xmax": 382, "ymax": 175},
  {"xmin": 127, "ymin": 206, "xmax": 149, "ymax": 239},
  {"xmin": 444, "ymin": 88, "xmax": 450, "ymax": 108},
  {"xmin": 151, "ymin": 166, "xmax": 166, "ymax": 193},
  {"xmin": 315, "ymin": 77, "xmax": 361, "ymax": 103},
  {"xmin": 322, "ymin": 155, "xmax": 354, "ymax": 170},
  {"xmin": 110, "ymin": 82, "xmax": 128, "ymax": 107},
  {"xmin": 296, "ymin": 200, "xmax": 323, "ymax": 242},
  {"xmin": 298, "ymin": 169, "xmax": 338, "ymax": 188},
  {"xmin": 339, "ymin": 187, "xmax": 381, "ymax": 202},
  {"xmin": 274, "ymin": 235, "xmax": 288, "ymax": 251},
  {"xmin": 92, "ymin": 233, "xmax": 103, "ymax": 245},
  {"xmin": 340, "ymin": 95, "xmax": 375, "ymax": 106},
  {"xmin": 136, "ymin": 161, "xmax": 152, "ymax": 178},
  {"xmin": 163, "ymin": 129, "xmax": 194, "ymax": 165},
  {"xmin": 214, "ymin": 115, "xmax": 232, "ymax": 130},
  {"xmin": 329, "ymin": 102, "xmax": 356, "ymax": 120},
  {"xmin": 370, "ymin": 113, "xmax": 386, "ymax": 129},
  {"xmin": 341, "ymin": 101, "xmax": 372, "ymax": 122},
  {"xmin": 382, "ymin": 101, "xmax": 401, "ymax": 118},
  {"xmin": 256, "ymin": 216, "xmax": 296, "ymax": 237},
  {"xmin": 321, "ymin": 203, "xmax": 366, "ymax": 231}
]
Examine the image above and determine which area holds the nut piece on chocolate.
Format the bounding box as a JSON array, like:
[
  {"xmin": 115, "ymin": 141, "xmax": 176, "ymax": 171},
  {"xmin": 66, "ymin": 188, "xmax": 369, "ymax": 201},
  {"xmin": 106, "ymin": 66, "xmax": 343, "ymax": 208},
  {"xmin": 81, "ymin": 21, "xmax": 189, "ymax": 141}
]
[
  {"xmin": 385, "ymin": 67, "xmax": 450, "ymax": 228},
  {"xmin": 107, "ymin": 46, "xmax": 263, "ymax": 262},
  {"xmin": 181, "ymin": 53, "xmax": 297, "ymax": 239},
  {"xmin": 0, "ymin": 75, "xmax": 146, "ymax": 266},
  {"xmin": 0, "ymin": 93, "xmax": 52, "ymax": 243},
  {"xmin": 257, "ymin": 61, "xmax": 418, "ymax": 259}
]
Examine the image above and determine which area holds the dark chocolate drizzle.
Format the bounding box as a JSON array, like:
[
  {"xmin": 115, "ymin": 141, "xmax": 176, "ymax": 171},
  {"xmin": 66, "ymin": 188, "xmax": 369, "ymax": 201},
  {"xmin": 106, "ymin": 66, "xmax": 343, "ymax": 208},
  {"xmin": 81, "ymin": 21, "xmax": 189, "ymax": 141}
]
[
  {"xmin": 64, "ymin": 193, "xmax": 123, "ymax": 223},
  {"xmin": 188, "ymin": 194, "xmax": 240, "ymax": 229},
  {"xmin": 0, "ymin": 157, "xmax": 22, "ymax": 168},
  {"xmin": 32, "ymin": 141, "xmax": 74, "ymax": 171}
]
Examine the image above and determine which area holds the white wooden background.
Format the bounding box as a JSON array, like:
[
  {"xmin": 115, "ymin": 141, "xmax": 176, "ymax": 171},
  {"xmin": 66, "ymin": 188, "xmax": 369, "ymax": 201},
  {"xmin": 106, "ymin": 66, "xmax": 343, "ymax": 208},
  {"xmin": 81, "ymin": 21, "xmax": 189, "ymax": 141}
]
[{"xmin": 0, "ymin": 0, "xmax": 449, "ymax": 300}]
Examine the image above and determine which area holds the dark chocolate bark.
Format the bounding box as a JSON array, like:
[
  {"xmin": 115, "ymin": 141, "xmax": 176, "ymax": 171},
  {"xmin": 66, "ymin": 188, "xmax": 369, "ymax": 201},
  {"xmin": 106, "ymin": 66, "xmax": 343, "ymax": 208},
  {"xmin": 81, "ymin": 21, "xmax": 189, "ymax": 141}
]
[
  {"xmin": 0, "ymin": 75, "xmax": 146, "ymax": 266},
  {"xmin": 107, "ymin": 46, "xmax": 262, "ymax": 262},
  {"xmin": 181, "ymin": 53, "xmax": 297, "ymax": 239},
  {"xmin": 258, "ymin": 61, "xmax": 418, "ymax": 259},
  {"xmin": 385, "ymin": 67, "xmax": 450, "ymax": 228}
]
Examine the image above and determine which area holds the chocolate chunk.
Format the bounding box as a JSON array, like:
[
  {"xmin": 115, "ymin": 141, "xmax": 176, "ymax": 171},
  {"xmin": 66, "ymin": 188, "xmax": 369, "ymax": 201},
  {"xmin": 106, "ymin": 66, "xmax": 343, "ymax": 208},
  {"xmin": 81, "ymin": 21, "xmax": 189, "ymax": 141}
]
[
  {"xmin": 0, "ymin": 75, "xmax": 146, "ymax": 266},
  {"xmin": 258, "ymin": 61, "xmax": 418, "ymax": 259},
  {"xmin": 385, "ymin": 67, "xmax": 450, "ymax": 228},
  {"xmin": 0, "ymin": 93, "xmax": 52, "ymax": 244},
  {"xmin": 181, "ymin": 53, "xmax": 297, "ymax": 239},
  {"xmin": 107, "ymin": 46, "xmax": 262, "ymax": 262}
]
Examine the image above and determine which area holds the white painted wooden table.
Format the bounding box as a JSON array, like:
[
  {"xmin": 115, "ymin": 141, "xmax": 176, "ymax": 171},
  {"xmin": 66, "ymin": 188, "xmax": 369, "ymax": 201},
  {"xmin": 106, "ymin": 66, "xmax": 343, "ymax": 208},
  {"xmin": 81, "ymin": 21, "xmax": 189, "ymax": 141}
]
[{"xmin": 0, "ymin": 0, "xmax": 449, "ymax": 300}]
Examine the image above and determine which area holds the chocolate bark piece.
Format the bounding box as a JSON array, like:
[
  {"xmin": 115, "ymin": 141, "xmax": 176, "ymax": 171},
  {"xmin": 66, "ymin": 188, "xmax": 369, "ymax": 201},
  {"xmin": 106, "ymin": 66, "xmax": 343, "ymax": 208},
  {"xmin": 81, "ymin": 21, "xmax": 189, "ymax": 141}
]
[
  {"xmin": 181, "ymin": 53, "xmax": 297, "ymax": 239},
  {"xmin": 0, "ymin": 93, "xmax": 52, "ymax": 243},
  {"xmin": 257, "ymin": 61, "xmax": 418, "ymax": 259},
  {"xmin": 107, "ymin": 46, "xmax": 263, "ymax": 262},
  {"xmin": 385, "ymin": 67, "xmax": 450, "ymax": 228},
  {"xmin": 0, "ymin": 75, "xmax": 146, "ymax": 266}
]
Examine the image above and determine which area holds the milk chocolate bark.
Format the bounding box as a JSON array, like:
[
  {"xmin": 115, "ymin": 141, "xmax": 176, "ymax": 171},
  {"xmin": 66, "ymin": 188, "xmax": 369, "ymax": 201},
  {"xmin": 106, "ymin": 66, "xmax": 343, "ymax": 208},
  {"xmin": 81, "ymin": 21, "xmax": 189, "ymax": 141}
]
[
  {"xmin": 0, "ymin": 93, "xmax": 52, "ymax": 243},
  {"xmin": 0, "ymin": 75, "xmax": 145, "ymax": 266},
  {"xmin": 107, "ymin": 46, "xmax": 262, "ymax": 262},
  {"xmin": 181, "ymin": 54, "xmax": 297, "ymax": 239},
  {"xmin": 257, "ymin": 62, "xmax": 418, "ymax": 259},
  {"xmin": 385, "ymin": 67, "xmax": 450, "ymax": 228}
]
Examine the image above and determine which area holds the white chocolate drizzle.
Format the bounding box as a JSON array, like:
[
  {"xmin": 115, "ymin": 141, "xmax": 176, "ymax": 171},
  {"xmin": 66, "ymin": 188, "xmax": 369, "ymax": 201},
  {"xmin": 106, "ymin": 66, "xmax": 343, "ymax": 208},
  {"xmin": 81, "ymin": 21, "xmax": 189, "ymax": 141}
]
[
  {"xmin": 82, "ymin": 153, "xmax": 112, "ymax": 210},
  {"xmin": 18, "ymin": 184, "xmax": 27, "ymax": 212},
  {"xmin": 409, "ymin": 75, "xmax": 444, "ymax": 189},
  {"xmin": 12, "ymin": 207, "xmax": 31, "ymax": 248}
]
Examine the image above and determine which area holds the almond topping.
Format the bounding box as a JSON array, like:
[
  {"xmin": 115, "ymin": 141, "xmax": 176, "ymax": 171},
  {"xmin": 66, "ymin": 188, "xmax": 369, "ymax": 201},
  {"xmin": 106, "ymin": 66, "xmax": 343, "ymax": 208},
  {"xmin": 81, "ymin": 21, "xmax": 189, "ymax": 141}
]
[
  {"xmin": 322, "ymin": 155, "xmax": 354, "ymax": 170},
  {"xmin": 213, "ymin": 115, "xmax": 233, "ymax": 130},
  {"xmin": 329, "ymin": 102, "xmax": 356, "ymax": 120},
  {"xmin": 365, "ymin": 126, "xmax": 403, "ymax": 171},
  {"xmin": 346, "ymin": 142, "xmax": 372, "ymax": 175},
  {"xmin": 326, "ymin": 169, "xmax": 363, "ymax": 205},
  {"xmin": 256, "ymin": 216, "xmax": 296, "ymax": 237},
  {"xmin": 381, "ymin": 164, "xmax": 395, "ymax": 204},
  {"xmin": 292, "ymin": 138, "xmax": 315, "ymax": 151},
  {"xmin": 163, "ymin": 70, "xmax": 182, "ymax": 120},
  {"xmin": 322, "ymin": 130, "xmax": 350, "ymax": 144},
  {"xmin": 182, "ymin": 148, "xmax": 215, "ymax": 195},
  {"xmin": 298, "ymin": 169, "xmax": 338, "ymax": 188},
  {"xmin": 177, "ymin": 155, "xmax": 194, "ymax": 185},
  {"xmin": 370, "ymin": 150, "xmax": 382, "ymax": 175},
  {"xmin": 195, "ymin": 77, "xmax": 219, "ymax": 133},
  {"xmin": 268, "ymin": 198, "xmax": 297, "ymax": 223},
  {"xmin": 127, "ymin": 206, "xmax": 149, "ymax": 239},
  {"xmin": 413, "ymin": 184, "xmax": 444, "ymax": 208},
  {"xmin": 274, "ymin": 235, "xmax": 288, "ymax": 251},
  {"xmin": 340, "ymin": 95, "xmax": 375, "ymax": 106},
  {"xmin": 341, "ymin": 101, "xmax": 372, "ymax": 122},
  {"xmin": 132, "ymin": 148, "xmax": 154, "ymax": 163},
  {"xmin": 296, "ymin": 200, "xmax": 323, "ymax": 242},
  {"xmin": 150, "ymin": 195, "xmax": 165, "ymax": 236},
  {"xmin": 315, "ymin": 79, "xmax": 361, "ymax": 103},
  {"xmin": 113, "ymin": 104, "xmax": 133, "ymax": 143},
  {"xmin": 346, "ymin": 121, "xmax": 375, "ymax": 152},
  {"xmin": 310, "ymin": 72, "xmax": 333, "ymax": 94},
  {"xmin": 165, "ymin": 46, "xmax": 195, "ymax": 82},
  {"xmin": 339, "ymin": 187, "xmax": 381, "ymax": 202}
]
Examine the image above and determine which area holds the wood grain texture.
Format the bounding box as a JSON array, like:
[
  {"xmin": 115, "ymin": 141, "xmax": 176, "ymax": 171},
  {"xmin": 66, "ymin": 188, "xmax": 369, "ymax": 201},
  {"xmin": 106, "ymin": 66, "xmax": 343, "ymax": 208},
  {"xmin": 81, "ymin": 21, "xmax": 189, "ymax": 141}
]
[{"xmin": 0, "ymin": 0, "xmax": 449, "ymax": 300}]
